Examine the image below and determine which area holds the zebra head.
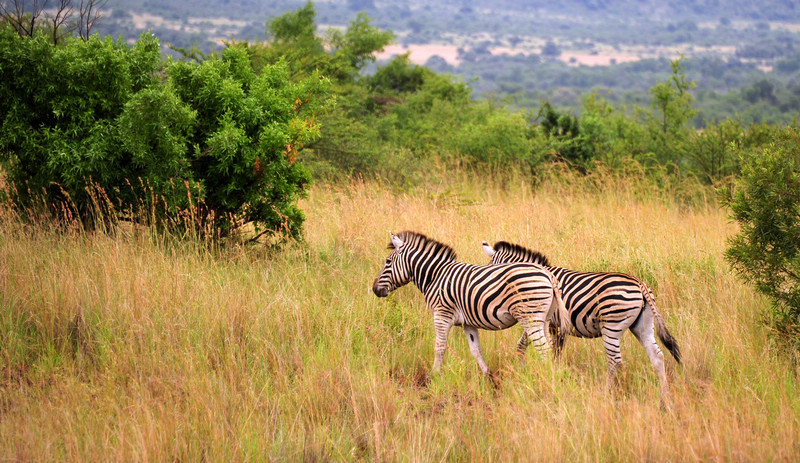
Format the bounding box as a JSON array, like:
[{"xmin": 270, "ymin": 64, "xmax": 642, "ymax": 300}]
[
  {"xmin": 372, "ymin": 231, "xmax": 411, "ymax": 297},
  {"xmin": 482, "ymin": 241, "xmax": 551, "ymax": 267}
]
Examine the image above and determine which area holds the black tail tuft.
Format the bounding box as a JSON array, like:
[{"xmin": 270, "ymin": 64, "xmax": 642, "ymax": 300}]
[
  {"xmin": 643, "ymin": 281, "xmax": 681, "ymax": 364},
  {"xmin": 658, "ymin": 326, "xmax": 682, "ymax": 364}
]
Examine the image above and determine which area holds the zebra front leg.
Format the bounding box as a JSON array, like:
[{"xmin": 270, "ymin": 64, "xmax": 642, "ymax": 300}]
[
  {"xmin": 463, "ymin": 326, "xmax": 491, "ymax": 375},
  {"xmin": 431, "ymin": 310, "xmax": 454, "ymax": 374}
]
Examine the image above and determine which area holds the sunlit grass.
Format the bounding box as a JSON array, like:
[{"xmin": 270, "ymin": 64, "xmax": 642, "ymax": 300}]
[{"xmin": 1, "ymin": 171, "xmax": 798, "ymax": 461}]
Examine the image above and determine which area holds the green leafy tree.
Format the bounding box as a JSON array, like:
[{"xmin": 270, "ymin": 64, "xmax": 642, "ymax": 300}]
[
  {"xmin": 645, "ymin": 55, "xmax": 697, "ymax": 166},
  {"xmin": 541, "ymin": 40, "xmax": 561, "ymax": 57},
  {"xmin": 0, "ymin": 28, "xmax": 161, "ymax": 212},
  {"xmin": 578, "ymin": 92, "xmax": 647, "ymax": 169},
  {"xmin": 683, "ymin": 119, "xmax": 776, "ymax": 184},
  {"xmin": 722, "ymin": 126, "xmax": 800, "ymax": 350},
  {"xmin": 153, "ymin": 46, "xmax": 329, "ymax": 239},
  {"xmin": 533, "ymin": 101, "xmax": 593, "ymax": 170},
  {"xmin": 368, "ymin": 53, "xmax": 429, "ymax": 94},
  {"xmin": 0, "ymin": 28, "xmax": 330, "ymax": 241},
  {"xmin": 250, "ymin": 4, "xmax": 395, "ymax": 179},
  {"xmin": 260, "ymin": 2, "xmax": 392, "ymax": 82},
  {"xmin": 454, "ymin": 104, "xmax": 533, "ymax": 166},
  {"xmin": 327, "ymin": 11, "xmax": 393, "ymax": 76}
]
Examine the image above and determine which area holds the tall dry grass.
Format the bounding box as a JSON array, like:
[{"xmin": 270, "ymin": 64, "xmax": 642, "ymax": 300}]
[{"xmin": 1, "ymin": 171, "xmax": 798, "ymax": 461}]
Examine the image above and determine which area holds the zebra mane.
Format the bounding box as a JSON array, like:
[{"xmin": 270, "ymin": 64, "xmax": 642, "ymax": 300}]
[
  {"xmin": 390, "ymin": 231, "xmax": 458, "ymax": 261},
  {"xmin": 493, "ymin": 241, "xmax": 550, "ymax": 267}
]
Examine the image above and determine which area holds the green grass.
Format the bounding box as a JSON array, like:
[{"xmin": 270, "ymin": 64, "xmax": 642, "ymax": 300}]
[{"xmin": 1, "ymin": 172, "xmax": 798, "ymax": 461}]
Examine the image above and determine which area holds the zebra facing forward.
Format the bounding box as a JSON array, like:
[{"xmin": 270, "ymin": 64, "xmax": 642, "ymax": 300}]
[
  {"xmin": 482, "ymin": 241, "xmax": 681, "ymax": 397},
  {"xmin": 372, "ymin": 231, "xmax": 570, "ymax": 376}
]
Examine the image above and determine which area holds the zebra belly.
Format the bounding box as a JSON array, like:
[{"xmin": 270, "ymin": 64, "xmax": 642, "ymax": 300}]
[
  {"xmin": 570, "ymin": 305, "xmax": 602, "ymax": 338},
  {"xmin": 458, "ymin": 306, "xmax": 519, "ymax": 331},
  {"xmin": 486, "ymin": 308, "xmax": 518, "ymax": 330},
  {"xmin": 569, "ymin": 299, "xmax": 643, "ymax": 338},
  {"xmin": 572, "ymin": 315, "xmax": 600, "ymax": 338}
]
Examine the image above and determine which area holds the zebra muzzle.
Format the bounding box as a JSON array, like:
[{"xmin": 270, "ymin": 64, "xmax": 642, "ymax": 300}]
[{"xmin": 372, "ymin": 281, "xmax": 390, "ymax": 297}]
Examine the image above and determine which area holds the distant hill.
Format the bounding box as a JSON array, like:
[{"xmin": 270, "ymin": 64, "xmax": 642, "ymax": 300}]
[{"xmin": 95, "ymin": 0, "xmax": 800, "ymax": 123}]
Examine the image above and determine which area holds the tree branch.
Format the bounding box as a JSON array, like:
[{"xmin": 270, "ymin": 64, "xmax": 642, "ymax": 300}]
[
  {"xmin": 51, "ymin": 0, "xmax": 74, "ymax": 45},
  {"xmin": 78, "ymin": 0, "xmax": 106, "ymax": 40}
]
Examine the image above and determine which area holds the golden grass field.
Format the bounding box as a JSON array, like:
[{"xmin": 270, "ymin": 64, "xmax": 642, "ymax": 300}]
[{"xmin": 1, "ymin": 171, "xmax": 799, "ymax": 461}]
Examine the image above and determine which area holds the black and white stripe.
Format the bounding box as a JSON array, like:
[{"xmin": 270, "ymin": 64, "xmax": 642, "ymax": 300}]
[
  {"xmin": 372, "ymin": 231, "xmax": 569, "ymax": 375},
  {"xmin": 483, "ymin": 241, "xmax": 680, "ymax": 395}
]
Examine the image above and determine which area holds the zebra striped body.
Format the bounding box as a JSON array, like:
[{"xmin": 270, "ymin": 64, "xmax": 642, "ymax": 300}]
[
  {"xmin": 544, "ymin": 268, "xmax": 648, "ymax": 339},
  {"xmin": 483, "ymin": 241, "xmax": 680, "ymax": 397},
  {"xmin": 372, "ymin": 231, "xmax": 569, "ymax": 375}
]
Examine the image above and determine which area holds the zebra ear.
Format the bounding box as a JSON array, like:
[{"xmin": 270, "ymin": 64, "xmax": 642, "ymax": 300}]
[
  {"xmin": 390, "ymin": 232, "xmax": 404, "ymax": 249},
  {"xmin": 482, "ymin": 241, "xmax": 496, "ymax": 257}
]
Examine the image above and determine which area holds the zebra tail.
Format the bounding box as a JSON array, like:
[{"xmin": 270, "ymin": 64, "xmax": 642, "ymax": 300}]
[
  {"xmin": 642, "ymin": 282, "xmax": 682, "ymax": 364},
  {"xmin": 549, "ymin": 273, "xmax": 571, "ymax": 347}
]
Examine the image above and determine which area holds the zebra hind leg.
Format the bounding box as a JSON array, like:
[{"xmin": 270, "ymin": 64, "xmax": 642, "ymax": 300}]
[
  {"xmin": 514, "ymin": 332, "xmax": 530, "ymax": 372},
  {"xmin": 629, "ymin": 304, "xmax": 670, "ymax": 404},
  {"xmin": 548, "ymin": 320, "xmax": 565, "ymax": 357}
]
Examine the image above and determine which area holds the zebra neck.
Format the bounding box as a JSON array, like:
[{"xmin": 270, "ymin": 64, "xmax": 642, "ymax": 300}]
[{"xmin": 412, "ymin": 255, "xmax": 453, "ymax": 295}]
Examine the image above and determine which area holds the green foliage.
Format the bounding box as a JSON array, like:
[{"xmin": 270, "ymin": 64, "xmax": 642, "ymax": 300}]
[
  {"xmin": 527, "ymin": 94, "xmax": 648, "ymax": 172},
  {"xmin": 533, "ymin": 101, "xmax": 592, "ymax": 169},
  {"xmin": 577, "ymin": 92, "xmax": 647, "ymax": 169},
  {"xmin": 165, "ymin": 46, "xmax": 329, "ymax": 238},
  {"xmin": 261, "ymin": 2, "xmax": 392, "ymax": 82},
  {"xmin": 261, "ymin": 3, "xmax": 340, "ymax": 80},
  {"xmin": 116, "ymin": 85, "xmax": 197, "ymax": 205},
  {"xmin": 267, "ymin": 2, "xmax": 320, "ymax": 48},
  {"xmin": 645, "ymin": 55, "xmax": 697, "ymax": 166},
  {"xmin": 722, "ymin": 126, "xmax": 800, "ymax": 348},
  {"xmin": 327, "ymin": 12, "xmax": 394, "ymax": 73},
  {"xmin": 654, "ymin": 56, "xmax": 697, "ymax": 125},
  {"xmin": 0, "ymin": 29, "xmax": 161, "ymax": 208},
  {"xmin": 368, "ymin": 54, "xmax": 430, "ymax": 94},
  {"xmin": 0, "ymin": 29, "xmax": 329, "ymax": 241},
  {"xmin": 452, "ymin": 104, "xmax": 533, "ymax": 165},
  {"xmin": 267, "ymin": 5, "xmax": 542, "ymax": 180},
  {"xmin": 682, "ymin": 119, "xmax": 777, "ymax": 184}
]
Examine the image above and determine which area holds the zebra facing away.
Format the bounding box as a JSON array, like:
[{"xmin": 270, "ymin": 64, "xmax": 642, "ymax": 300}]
[
  {"xmin": 482, "ymin": 241, "xmax": 681, "ymax": 397},
  {"xmin": 372, "ymin": 231, "xmax": 570, "ymax": 376}
]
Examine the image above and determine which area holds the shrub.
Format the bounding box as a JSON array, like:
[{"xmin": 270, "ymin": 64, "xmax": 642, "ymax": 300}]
[
  {"xmin": 0, "ymin": 29, "xmax": 329, "ymax": 241},
  {"xmin": 166, "ymin": 46, "xmax": 328, "ymax": 239},
  {"xmin": 722, "ymin": 126, "xmax": 800, "ymax": 350},
  {"xmin": 454, "ymin": 107, "xmax": 533, "ymax": 165},
  {"xmin": 683, "ymin": 119, "xmax": 777, "ymax": 184},
  {"xmin": 0, "ymin": 29, "xmax": 161, "ymax": 213}
]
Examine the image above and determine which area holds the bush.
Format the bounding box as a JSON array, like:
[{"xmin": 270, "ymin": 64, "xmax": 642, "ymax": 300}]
[
  {"xmin": 0, "ymin": 29, "xmax": 161, "ymax": 213},
  {"xmin": 0, "ymin": 29, "xmax": 329, "ymax": 241},
  {"xmin": 578, "ymin": 92, "xmax": 648, "ymax": 169},
  {"xmin": 166, "ymin": 46, "xmax": 328, "ymax": 239},
  {"xmin": 683, "ymin": 119, "xmax": 777, "ymax": 184},
  {"xmin": 454, "ymin": 106, "xmax": 533, "ymax": 165},
  {"xmin": 722, "ymin": 126, "xmax": 800, "ymax": 350}
]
